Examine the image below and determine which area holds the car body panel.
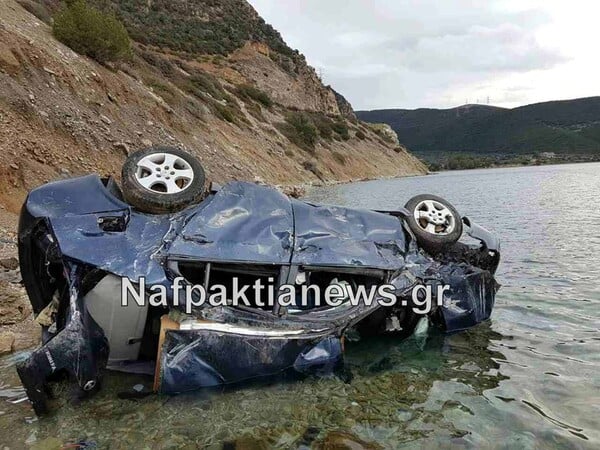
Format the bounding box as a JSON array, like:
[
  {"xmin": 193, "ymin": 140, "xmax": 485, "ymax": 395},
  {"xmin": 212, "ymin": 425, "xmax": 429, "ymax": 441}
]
[
  {"xmin": 168, "ymin": 181, "xmax": 294, "ymax": 264},
  {"xmin": 291, "ymin": 200, "xmax": 408, "ymax": 269}
]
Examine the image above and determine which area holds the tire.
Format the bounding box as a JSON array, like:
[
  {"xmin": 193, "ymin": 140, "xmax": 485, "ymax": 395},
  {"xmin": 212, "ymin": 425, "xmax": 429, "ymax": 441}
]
[
  {"xmin": 404, "ymin": 194, "xmax": 463, "ymax": 252},
  {"xmin": 121, "ymin": 146, "xmax": 206, "ymax": 214}
]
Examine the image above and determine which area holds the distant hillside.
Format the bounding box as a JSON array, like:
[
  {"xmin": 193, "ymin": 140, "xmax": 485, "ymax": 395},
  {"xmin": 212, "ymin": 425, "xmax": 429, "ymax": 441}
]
[{"xmin": 357, "ymin": 97, "xmax": 600, "ymax": 163}]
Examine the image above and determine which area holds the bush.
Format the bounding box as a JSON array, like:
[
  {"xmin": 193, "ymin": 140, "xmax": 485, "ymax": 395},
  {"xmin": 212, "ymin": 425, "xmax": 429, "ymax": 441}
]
[
  {"xmin": 282, "ymin": 112, "xmax": 318, "ymax": 150},
  {"xmin": 311, "ymin": 114, "xmax": 335, "ymax": 140},
  {"xmin": 332, "ymin": 121, "xmax": 350, "ymax": 140},
  {"xmin": 17, "ymin": 0, "xmax": 52, "ymax": 24},
  {"xmin": 214, "ymin": 103, "xmax": 237, "ymax": 123},
  {"xmin": 53, "ymin": 0, "xmax": 131, "ymax": 63},
  {"xmin": 185, "ymin": 72, "xmax": 228, "ymax": 102},
  {"xmin": 236, "ymin": 84, "xmax": 273, "ymax": 108}
]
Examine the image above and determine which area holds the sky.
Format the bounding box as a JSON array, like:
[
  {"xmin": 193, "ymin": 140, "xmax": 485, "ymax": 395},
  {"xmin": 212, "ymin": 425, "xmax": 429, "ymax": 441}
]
[{"xmin": 247, "ymin": 0, "xmax": 600, "ymax": 110}]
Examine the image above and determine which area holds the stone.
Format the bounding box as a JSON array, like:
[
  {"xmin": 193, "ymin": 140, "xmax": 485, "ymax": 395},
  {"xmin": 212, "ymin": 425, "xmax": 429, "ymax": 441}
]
[
  {"xmin": 0, "ymin": 331, "xmax": 15, "ymax": 355},
  {"xmin": 12, "ymin": 327, "xmax": 41, "ymax": 352},
  {"xmin": 0, "ymin": 281, "xmax": 32, "ymax": 325},
  {"xmin": 0, "ymin": 257, "xmax": 18, "ymax": 270},
  {"xmin": 319, "ymin": 430, "xmax": 381, "ymax": 449},
  {"xmin": 113, "ymin": 142, "xmax": 130, "ymax": 156},
  {"xmin": 141, "ymin": 138, "xmax": 153, "ymax": 147},
  {"xmin": 0, "ymin": 47, "xmax": 21, "ymax": 75},
  {"xmin": 42, "ymin": 66, "xmax": 57, "ymax": 76},
  {"xmin": 100, "ymin": 114, "xmax": 112, "ymax": 125}
]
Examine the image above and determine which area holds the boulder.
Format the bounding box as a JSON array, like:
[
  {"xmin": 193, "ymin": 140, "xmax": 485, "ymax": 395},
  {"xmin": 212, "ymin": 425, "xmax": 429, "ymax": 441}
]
[
  {"xmin": 0, "ymin": 281, "xmax": 32, "ymax": 325},
  {"xmin": 0, "ymin": 331, "xmax": 15, "ymax": 355},
  {"xmin": 0, "ymin": 257, "xmax": 19, "ymax": 270},
  {"xmin": 0, "ymin": 47, "xmax": 20, "ymax": 75}
]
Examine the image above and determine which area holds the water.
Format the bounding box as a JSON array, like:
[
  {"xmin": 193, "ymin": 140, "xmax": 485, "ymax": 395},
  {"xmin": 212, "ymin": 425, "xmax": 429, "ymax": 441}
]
[{"xmin": 1, "ymin": 163, "xmax": 599, "ymax": 449}]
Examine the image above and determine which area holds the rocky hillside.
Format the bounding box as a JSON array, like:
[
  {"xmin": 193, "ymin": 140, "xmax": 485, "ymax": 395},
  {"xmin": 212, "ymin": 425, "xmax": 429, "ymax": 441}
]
[
  {"xmin": 358, "ymin": 97, "xmax": 600, "ymax": 164},
  {"xmin": 0, "ymin": 0, "xmax": 426, "ymax": 217}
]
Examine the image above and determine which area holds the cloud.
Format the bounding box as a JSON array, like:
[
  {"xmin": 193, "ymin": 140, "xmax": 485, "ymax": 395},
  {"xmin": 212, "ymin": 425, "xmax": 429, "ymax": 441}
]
[{"xmin": 248, "ymin": 0, "xmax": 587, "ymax": 109}]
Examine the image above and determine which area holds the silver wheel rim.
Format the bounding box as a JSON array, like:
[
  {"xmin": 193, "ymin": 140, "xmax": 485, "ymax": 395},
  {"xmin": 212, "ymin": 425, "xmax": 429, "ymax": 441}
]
[
  {"xmin": 135, "ymin": 152, "xmax": 195, "ymax": 194},
  {"xmin": 413, "ymin": 199, "xmax": 456, "ymax": 236}
]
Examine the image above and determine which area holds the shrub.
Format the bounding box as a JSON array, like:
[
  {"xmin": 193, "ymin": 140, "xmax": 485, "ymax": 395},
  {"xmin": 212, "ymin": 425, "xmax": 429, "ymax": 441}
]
[
  {"xmin": 332, "ymin": 121, "xmax": 350, "ymax": 140},
  {"xmin": 186, "ymin": 72, "xmax": 227, "ymax": 101},
  {"xmin": 282, "ymin": 112, "xmax": 318, "ymax": 150},
  {"xmin": 236, "ymin": 84, "xmax": 273, "ymax": 108},
  {"xmin": 214, "ymin": 103, "xmax": 237, "ymax": 123},
  {"xmin": 138, "ymin": 49, "xmax": 176, "ymax": 77},
  {"xmin": 53, "ymin": 0, "xmax": 131, "ymax": 63},
  {"xmin": 17, "ymin": 0, "xmax": 52, "ymax": 24},
  {"xmin": 311, "ymin": 114, "xmax": 334, "ymax": 140}
]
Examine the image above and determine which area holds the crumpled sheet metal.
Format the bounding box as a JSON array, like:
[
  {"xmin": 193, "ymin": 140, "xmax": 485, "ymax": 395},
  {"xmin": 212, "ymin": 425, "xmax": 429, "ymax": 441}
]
[
  {"xmin": 167, "ymin": 182, "xmax": 409, "ymax": 269},
  {"xmin": 159, "ymin": 330, "xmax": 342, "ymax": 394},
  {"xmin": 291, "ymin": 200, "xmax": 408, "ymax": 269},
  {"xmin": 390, "ymin": 256, "xmax": 499, "ymax": 332},
  {"xmin": 21, "ymin": 174, "xmax": 171, "ymax": 282},
  {"xmin": 168, "ymin": 182, "xmax": 294, "ymax": 264},
  {"xmin": 434, "ymin": 265, "xmax": 498, "ymax": 332}
]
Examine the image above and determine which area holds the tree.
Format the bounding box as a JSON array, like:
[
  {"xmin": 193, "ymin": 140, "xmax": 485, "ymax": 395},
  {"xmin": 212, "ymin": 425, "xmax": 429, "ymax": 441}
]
[{"xmin": 53, "ymin": 0, "xmax": 131, "ymax": 63}]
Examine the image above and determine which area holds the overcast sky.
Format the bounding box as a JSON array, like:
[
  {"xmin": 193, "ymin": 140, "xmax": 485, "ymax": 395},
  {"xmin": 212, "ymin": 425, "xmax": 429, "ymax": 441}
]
[{"xmin": 248, "ymin": 0, "xmax": 600, "ymax": 110}]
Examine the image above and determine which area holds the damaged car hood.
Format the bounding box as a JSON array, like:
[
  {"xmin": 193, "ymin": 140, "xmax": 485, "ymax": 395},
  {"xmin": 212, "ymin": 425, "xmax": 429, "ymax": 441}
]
[{"xmin": 168, "ymin": 181, "xmax": 408, "ymax": 269}]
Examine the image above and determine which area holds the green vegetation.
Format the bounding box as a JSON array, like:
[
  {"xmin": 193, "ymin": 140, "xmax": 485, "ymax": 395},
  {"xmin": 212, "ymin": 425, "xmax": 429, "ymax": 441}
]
[
  {"xmin": 277, "ymin": 112, "xmax": 356, "ymax": 151},
  {"xmin": 235, "ymin": 84, "xmax": 273, "ymax": 108},
  {"xmin": 185, "ymin": 72, "xmax": 230, "ymax": 102},
  {"xmin": 53, "ymin": 0, "xmax": 131, "ymax": 63},
  {"xmin": 331, "ymin": 121, "xmax": 350, "ymax": 140},
  {"xmin": 311, "ymin": 114, "xmax": 335, "ymax": 140},
  {"xmin": 357, "ymin": 97, "xmax": 600, "ymax": 162},
  {"xmin": 17, "ymin": 0, "xmax": 52, "ymax": 24},
  {"xmin": 280, "ymin": 112, "xmax": 318, "ymax": 151},
  {"xmin": 214, "ymin": 103, "xmax": 236, "ymax": 123},
  {"xmin": 444, "ymin": 154, "xmax": 495, "ymax": 170},
  {"xmin": 85, "ymin": 0, "xmax": 302, "ymax": 67}
]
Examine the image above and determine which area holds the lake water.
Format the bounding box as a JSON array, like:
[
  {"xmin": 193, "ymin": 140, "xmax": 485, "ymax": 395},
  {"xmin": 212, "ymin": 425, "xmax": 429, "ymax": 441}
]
[{"xmin": 1, "ymin": 163, "xmax": 599, "ymax": 449}]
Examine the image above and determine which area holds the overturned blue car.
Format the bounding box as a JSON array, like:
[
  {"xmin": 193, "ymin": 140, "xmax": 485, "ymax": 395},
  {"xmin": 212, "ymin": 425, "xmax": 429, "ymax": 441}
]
[{"xmin": 16, "ymin": 146, "xmax": 500, "ymax": 415}]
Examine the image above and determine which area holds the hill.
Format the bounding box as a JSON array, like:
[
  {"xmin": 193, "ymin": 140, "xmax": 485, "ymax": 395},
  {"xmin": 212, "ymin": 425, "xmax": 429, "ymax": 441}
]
[
  {"xmin": 0, "ymin": 0, "xmax": 426, "ymax": 215},
  {"xmin": 357, "ymin": 97, "xmax": 600, "ymax": 165}
]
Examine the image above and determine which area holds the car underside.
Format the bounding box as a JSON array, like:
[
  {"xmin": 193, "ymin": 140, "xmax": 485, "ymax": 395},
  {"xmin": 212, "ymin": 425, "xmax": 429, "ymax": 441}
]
[{"xmin": 16, "ymin": 148, "xmax": 501, "ymax": 415}]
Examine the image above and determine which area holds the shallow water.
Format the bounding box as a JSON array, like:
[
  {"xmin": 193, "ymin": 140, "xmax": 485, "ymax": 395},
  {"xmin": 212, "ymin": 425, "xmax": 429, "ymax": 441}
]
[{"xmin": 1, "ymin": 163, "xmax": 599, "ymax": 449}]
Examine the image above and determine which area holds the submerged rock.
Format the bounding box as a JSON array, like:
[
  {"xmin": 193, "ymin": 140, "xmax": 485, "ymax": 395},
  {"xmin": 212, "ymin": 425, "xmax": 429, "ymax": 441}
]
[{"xmin": 317, "ymin": 430, "xmax": 383, "ymax": 450}]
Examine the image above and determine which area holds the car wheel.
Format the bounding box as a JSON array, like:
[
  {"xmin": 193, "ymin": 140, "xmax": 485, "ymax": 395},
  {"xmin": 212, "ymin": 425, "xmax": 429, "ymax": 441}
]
[
  {"xmin": 121, "ymin": 146, "xmax": 206, "ymax": 214},
  {"xmin": 404, "ymin": 194, "xmax": 463, "ymax": 252}
]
